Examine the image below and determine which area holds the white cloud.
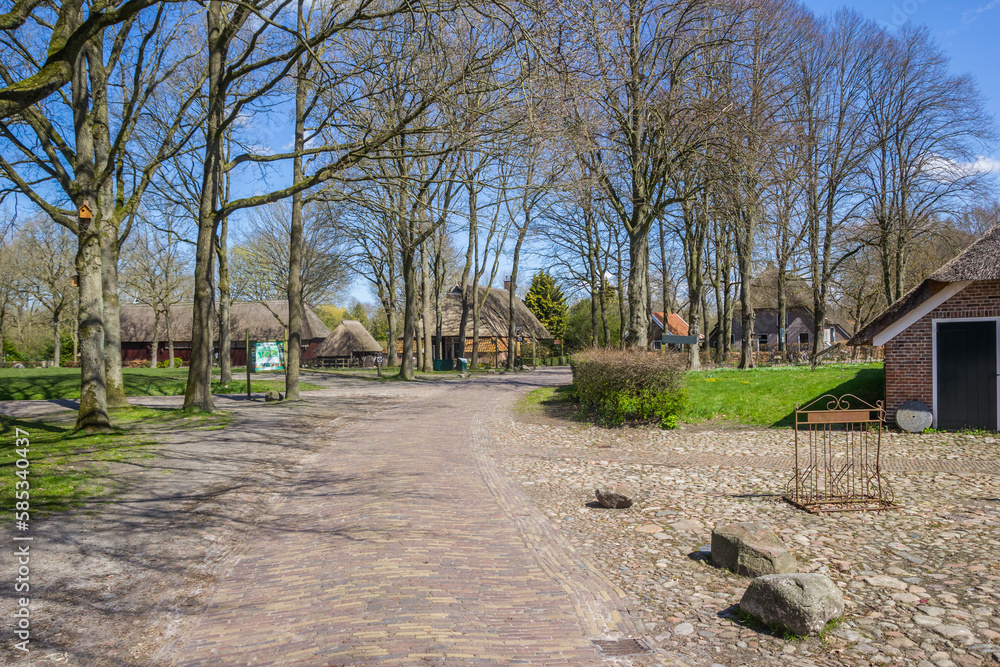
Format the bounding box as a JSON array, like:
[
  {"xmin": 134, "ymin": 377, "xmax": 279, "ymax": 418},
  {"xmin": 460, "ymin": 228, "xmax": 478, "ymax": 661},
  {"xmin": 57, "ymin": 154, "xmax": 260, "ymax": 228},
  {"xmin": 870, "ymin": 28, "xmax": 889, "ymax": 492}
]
[
  {"xmin": 962, "ymin": 0, "xmax": 999, "ymax": 26},
  {"xmin": 924, "ymin": 154, "xmax": 1000, "ymax": 181}
]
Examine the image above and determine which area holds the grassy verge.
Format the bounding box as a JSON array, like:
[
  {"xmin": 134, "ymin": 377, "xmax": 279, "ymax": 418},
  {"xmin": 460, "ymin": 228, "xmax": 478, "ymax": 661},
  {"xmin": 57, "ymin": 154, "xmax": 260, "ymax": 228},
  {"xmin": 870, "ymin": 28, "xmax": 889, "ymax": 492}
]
[
  {"xmin": 519, "ymin": 363, "xmax": 885, "ymax": 429},
  {"xmin": 680, "ymin": 363, "xmax": 885, "ymax": 427},
  {"xmin": 0, "ymin": 367, "xmax": 321, "ymax": 400},
  {"xmin": 1, "ymin": 407, "xmax": 229, "ymax": 514}
]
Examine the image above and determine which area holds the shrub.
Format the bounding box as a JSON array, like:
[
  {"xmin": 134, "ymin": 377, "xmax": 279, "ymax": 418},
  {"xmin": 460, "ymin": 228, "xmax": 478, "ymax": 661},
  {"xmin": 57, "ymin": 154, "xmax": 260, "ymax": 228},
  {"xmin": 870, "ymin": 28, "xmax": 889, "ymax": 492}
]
[
  {"xmin": 157, "ymin": 357, "xmax": 184, "ymax": 368},
  {"xmin": 570, "ymin": 348, "xmax": 686, "ymax": 428}
]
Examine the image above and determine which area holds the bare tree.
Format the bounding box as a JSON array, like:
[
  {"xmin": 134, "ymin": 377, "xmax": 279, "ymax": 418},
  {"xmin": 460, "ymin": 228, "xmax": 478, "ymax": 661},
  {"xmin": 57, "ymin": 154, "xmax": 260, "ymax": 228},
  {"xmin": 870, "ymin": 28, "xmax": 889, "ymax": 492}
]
[
  {"xmin": 555, "ymin": 0, "xmax": 736, "ymax": 349},
  {"xmin": 860, "ymin": 25, "xmax": 993, "ymax": 306},
  {"xmin": 15, "ymin": 217, "xmax": 76, "ymax": 366},
  {"xmin": 120, "ymin": 216, "xmax": 192, "ymax": 368}
]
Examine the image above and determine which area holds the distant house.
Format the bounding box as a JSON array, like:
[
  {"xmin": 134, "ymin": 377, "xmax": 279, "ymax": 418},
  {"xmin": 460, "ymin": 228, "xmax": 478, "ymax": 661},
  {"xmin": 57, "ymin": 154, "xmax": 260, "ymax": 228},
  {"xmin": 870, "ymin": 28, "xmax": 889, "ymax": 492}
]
[
  {"xmin": 709, "ymin": 308, "xmax": 852, "ymax": 352},
  {"xmin": 314, "ymin": 320, "xmax": 382, "ymax": 367},
  {"xmin": 707, "ymin": 267, "xmax": 850, "ymax": 353},
  {"xmin": 390, "ymin": 285, "xmax": 550, "ymax": 365},
  {"xmin": 649, "ymin": 311, "xmax": 690, "ymax": 350},
  {"xmin": 850, "ymin": 224, "xmax": 1000, "ymax": 430},
  {"xmin": 119, "ymin": 300, "xmax": 331, "ymax": 365}
]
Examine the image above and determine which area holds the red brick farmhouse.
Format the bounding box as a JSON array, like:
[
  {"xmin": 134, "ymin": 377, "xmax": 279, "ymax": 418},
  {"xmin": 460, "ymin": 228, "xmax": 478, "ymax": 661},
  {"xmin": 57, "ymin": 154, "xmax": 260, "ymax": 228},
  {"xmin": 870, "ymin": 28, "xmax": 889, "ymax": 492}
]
[{"xmin": 850, "ymin": 224, "xmax": 1000, "ymax": 431}]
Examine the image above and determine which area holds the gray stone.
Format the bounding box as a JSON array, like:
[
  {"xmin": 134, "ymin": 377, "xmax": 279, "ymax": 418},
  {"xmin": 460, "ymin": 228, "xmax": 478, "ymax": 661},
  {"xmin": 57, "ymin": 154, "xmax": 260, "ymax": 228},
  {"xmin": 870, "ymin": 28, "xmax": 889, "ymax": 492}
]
[
  {"xmin": 673, "ymin": 622, "xmax": 694, "ymax": 636},
  {"xmin": 11, "ymin": 362, "xmax": 24, "ymax": 369},
  {"xmin": 595, "ymin": 486, "xmax": 635, "ymax": 509},
  {"xmin": 264, "ymin": 390, "xmax": 282, "ymax": 402},
  {"xmin": 739, "ymin": 573, "xmax": 845, "ymax": 636},
  {"xmin": 711, "ymin": 522, "xmax": 798, "ymax": 577},
  {"xmin": 864, "ymin": 575, "xmax": 908, "ymax": 590},
  {"xmin": 932, "ymin": 625, "xmax": 977, "ymax": 645},
  {"xmin": 897, "ymin": 400, "xmax": 933, "ymax": 432}
]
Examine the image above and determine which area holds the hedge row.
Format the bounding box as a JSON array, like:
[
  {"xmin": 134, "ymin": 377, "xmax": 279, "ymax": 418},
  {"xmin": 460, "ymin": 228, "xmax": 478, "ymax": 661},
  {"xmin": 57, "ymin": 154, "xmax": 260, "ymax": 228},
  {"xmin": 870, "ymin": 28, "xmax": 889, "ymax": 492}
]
[{"xmin": 570, "ymin": 348, "xmax": 686, "ymax": 428}]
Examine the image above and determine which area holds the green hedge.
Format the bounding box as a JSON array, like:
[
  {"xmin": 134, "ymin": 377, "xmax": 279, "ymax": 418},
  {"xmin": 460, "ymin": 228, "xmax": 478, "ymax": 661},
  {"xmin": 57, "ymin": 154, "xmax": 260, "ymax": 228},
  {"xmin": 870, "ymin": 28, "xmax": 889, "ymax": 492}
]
[{"xmin": 570, "ymin": 348, "xmax": 686, "ymax": 428}]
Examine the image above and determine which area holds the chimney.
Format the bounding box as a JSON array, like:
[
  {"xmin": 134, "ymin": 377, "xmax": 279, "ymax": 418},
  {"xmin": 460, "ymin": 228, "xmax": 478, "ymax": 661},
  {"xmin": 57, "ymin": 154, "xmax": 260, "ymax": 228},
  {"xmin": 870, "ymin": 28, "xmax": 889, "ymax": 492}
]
[{"xmin": 503, "ymin": 276, "xmax": 511, "ymax": 292}]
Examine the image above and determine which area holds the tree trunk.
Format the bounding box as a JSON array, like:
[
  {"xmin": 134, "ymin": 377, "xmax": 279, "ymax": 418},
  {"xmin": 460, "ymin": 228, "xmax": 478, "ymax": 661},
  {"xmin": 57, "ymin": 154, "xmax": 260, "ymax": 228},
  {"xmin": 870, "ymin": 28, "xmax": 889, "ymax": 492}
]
[
  {"xmin": 737, "ymin": 250, "xmax": 754, "ymax": 370},
  {"xmin": 777, "ymin": 263, "xmax": 787, "ymax": 360},
  {"xmin": 52, "ymin": 316, "xmax": 61, "ymax": 367},
  {"xmin": 625, "ymin": 228, "xmax": 650, "ymax": 350},
  {"xmin": 218, "ymin": 212, "xmax": 232, "ymax": 385},
  {"xmin": 471, "ymin": 282, "xmax": 480, "ymax": 368},
  {"xmin": 386, "ymin": 305, "xmax": 397, "ymax": 368},
  {"xmin": 166, "ymin": 308, "xmax": 175, "ymax": 367},
  {"xmin": 75, "ymin": 215, "xmax": 112, "ymax": 431},
  {"xmin": 616, "ymin": 258, "xmax": 626, "ymax": 348},
  {"xmin": 421, "ymin": 239, "xmax": 433, "ymax": 372},
  {"xmin": 399, "ymin": 246, "xmax": 417, "ymax": 380},
  {"xmin": 285, "ymin": 12, "xmax": 307, "ymax": 399},
  {"xmin": 736, "ymin": 208, "xmax": 755, "ymax": 370},
  {"xmin": 590, "ymin": 290, "xmax": 599, "ymax": 347},
  {"xmin": 150, "ymin": 310, "xmax": 160, "ymax": 368},
  {"xmin": 688, "ymin": 291, "xmax": 702, "ymax": 370},
  {"xmin": 458, "ymin": 185, "xmax": 476, "ymax": 364},
  {"xmin": 658, "ymin": 217, "xmax": 669, "ymax": 316},
  {"xmin": 101, "ymin": 225, "xmax": 129, "ymax": 406},
  {"xmin": 506, "ymin": 220, "xmax": 528, "ymax": 370},
  {"xmin": 183, "ymin": 0, "xmax": 224, "ymax": 412}
]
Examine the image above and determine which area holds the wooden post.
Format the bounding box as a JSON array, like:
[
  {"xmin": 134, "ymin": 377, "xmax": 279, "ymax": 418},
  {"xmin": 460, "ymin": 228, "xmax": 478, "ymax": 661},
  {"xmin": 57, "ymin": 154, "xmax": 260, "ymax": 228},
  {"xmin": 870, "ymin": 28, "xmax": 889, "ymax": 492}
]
[{"xmin": 246, "ymin": 329, "xmax": 251, "ymax": 399}]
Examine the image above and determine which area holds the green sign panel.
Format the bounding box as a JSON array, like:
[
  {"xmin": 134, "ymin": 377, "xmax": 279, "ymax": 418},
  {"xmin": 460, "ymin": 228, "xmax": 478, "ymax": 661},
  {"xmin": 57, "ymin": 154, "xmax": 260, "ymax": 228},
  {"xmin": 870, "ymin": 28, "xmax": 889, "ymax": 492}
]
[{"xmin": 254, "ymin": 341, "xmax": 284, "ymax": 371}]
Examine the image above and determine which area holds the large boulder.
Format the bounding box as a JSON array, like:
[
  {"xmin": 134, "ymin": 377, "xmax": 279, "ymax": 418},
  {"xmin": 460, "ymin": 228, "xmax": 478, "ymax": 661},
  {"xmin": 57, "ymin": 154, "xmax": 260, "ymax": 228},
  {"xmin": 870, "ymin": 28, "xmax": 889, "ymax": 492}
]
[
  {"xmin": 264, "ymin": 390, "xmax": 282, "ymax": 402},
  {"xmin": 595, "ymin": 486, "xmax": 635, "ymax": 509},
  {"xmin": 740, "ymin": 573, "xmax": 844, "ymax": 636},
  {"xmin": 712, "ymin": 522, "xmax": 797, "ymax": 577}
]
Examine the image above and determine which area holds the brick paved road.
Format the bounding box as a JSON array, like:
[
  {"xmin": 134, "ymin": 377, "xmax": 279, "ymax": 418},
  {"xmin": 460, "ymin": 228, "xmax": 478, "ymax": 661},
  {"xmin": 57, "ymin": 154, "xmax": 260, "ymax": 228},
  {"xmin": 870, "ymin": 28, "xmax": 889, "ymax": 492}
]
[{"xmin": 165, "ymin": 373, "xmax": 630, "ymax": 666}]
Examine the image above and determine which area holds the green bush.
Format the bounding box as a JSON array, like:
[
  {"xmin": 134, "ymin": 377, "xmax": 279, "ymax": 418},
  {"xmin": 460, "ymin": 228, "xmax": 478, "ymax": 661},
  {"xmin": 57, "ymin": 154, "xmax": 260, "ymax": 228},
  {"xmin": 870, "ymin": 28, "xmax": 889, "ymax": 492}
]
[
  {"xmin": 571, "ymin": 348, "xmax": 686, "ymax": 428},
  {"xmin": 157, "ymin": 357, "xmax": 184, "ymax": 368}
]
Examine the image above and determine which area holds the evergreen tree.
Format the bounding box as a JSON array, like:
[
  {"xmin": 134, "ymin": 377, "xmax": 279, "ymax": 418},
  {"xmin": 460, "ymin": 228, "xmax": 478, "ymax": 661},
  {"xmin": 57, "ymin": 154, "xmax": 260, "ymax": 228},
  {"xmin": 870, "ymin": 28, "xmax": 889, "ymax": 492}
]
[{"xmin": 524, "ymin": 271, "xmax": 567, "ymax": 340}]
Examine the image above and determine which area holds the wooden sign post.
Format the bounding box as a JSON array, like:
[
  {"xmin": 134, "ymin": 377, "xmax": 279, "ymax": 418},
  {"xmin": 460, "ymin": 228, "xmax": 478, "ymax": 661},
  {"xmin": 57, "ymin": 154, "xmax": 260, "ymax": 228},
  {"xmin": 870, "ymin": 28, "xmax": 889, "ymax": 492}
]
[{"xmin": 245, "ymin": 329, "xmax": 252, "ymax": 398}]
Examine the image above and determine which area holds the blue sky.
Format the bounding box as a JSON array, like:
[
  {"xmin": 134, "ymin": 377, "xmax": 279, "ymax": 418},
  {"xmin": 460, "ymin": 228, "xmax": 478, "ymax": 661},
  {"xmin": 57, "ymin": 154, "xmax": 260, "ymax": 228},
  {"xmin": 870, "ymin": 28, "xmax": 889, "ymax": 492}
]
[{"xmin": 801, "ymin": 0, "xmax": 999, "ymax": 165}]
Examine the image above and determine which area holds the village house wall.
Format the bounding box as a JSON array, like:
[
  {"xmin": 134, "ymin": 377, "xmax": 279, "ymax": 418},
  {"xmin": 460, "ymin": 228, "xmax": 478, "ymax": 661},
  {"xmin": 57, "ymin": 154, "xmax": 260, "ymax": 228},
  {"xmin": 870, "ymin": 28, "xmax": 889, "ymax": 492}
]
[{"xmin": 884, "ymin": 279, "xmax": 1000, "ymax": 423}]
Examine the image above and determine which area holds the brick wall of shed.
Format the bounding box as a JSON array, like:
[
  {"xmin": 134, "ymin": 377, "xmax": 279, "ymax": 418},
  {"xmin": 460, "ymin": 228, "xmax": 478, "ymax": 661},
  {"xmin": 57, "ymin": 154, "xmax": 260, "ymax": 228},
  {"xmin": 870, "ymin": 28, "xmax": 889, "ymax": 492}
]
[{"xmin": 884, "ymin": 280, "xmax": 1000, "ymax": 424}]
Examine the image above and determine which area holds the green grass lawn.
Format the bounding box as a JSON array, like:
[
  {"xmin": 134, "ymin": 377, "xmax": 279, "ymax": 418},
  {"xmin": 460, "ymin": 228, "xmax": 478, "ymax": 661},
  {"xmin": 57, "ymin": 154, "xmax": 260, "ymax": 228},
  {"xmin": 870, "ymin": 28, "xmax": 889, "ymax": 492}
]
[
  {"xmin": 0, "ymin": 367, "xmax": 322, "ymax": 401},
  {"xmin": 1, "ymin": 407, "xmax": 229, "ymax": 513},
  {"xmin": 0, "ymin": 368, "xmax": 322, "ymax": 401},
  {"xmin": 680, "ymin": 362, "xmax": 885, "ymax": 427},
  {"xmin": 518, "ymin": 363, "xmax": 885, "ymax": 429}
]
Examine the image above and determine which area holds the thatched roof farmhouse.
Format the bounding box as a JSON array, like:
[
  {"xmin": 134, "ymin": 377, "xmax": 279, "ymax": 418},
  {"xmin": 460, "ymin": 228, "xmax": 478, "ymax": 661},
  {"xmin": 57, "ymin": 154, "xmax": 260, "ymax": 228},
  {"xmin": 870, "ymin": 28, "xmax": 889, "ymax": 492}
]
[
  {"xmin": 849, "ymin": 224, "xmax": 1000, "ymax": 430},
  {"xmin": 119, "ymin": 300, "xmax": 330, "ymax": 365},
  {"xmin": 314, "ymin": 320, "xmax": 382, "ymax": 362}
]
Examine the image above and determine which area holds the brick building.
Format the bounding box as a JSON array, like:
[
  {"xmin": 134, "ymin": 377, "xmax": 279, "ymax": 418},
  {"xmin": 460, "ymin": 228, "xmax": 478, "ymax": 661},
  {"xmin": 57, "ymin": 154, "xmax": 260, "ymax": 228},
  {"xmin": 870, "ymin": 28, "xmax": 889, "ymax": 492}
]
[{"xmin": 849, "ymin": 225, "xmax": 1000, "ymax": 430}]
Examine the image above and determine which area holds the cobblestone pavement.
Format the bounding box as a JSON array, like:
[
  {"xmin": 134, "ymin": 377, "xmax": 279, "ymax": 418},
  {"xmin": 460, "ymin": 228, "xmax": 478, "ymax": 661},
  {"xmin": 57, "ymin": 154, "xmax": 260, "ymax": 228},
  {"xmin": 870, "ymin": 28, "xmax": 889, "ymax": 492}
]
[
  {"xmin": 499, "ymin": 369, "xmax": 1000, "ymax": 667},
  {"xmin": 164, "ymin": 372, "xmax": 650, "ymax": 666}
]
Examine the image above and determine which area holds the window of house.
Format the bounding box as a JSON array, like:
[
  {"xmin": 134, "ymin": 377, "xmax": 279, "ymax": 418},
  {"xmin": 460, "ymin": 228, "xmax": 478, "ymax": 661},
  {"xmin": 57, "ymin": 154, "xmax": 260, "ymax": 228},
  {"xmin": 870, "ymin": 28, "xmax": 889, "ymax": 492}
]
[
  {"xmin": 757, "ymin": 334, "xmax": 768, "ymax": 349},
  {"xmin": 653, "ymin": 340, "xmax": 662, "ymax": 350},
  {"xmin": 799, "ymin": 332, "xmax": 809, "ymax": 346}
]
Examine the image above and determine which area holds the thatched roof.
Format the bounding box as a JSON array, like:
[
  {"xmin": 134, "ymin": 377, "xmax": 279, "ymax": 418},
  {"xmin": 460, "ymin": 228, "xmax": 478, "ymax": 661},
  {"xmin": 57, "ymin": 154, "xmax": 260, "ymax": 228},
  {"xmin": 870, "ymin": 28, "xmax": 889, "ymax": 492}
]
[
  {"xmin": 120, "ymin": 300, "xmax": 331, "ymax": 343},
  {"xmin": 439, "ymin": 286, "xmax": 551, "ymax": 339},
  {"xmin": 314, "ymin": 320, "xmax": 381, "ymax": 358},
  {"xmin": 850, "ymin": 223, "xmax": 1000, "ymax": 345},
  {"xmin": 749, "ymin": 264, "xmax": 813, "ymax": 310}
]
